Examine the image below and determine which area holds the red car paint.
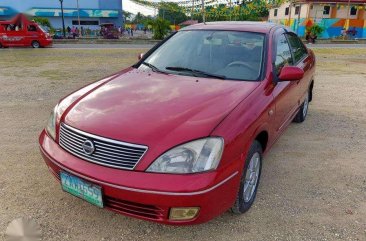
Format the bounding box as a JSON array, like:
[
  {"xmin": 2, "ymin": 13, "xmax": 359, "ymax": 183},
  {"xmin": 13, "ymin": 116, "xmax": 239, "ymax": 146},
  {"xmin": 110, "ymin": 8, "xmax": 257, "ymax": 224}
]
[
  {"xmin": 0, "ymin": 14, "xmax": 52, "ymax": 48},
  {"xmin": 39, "ymin": 22, "xmax": 315, "ymax": 225}
]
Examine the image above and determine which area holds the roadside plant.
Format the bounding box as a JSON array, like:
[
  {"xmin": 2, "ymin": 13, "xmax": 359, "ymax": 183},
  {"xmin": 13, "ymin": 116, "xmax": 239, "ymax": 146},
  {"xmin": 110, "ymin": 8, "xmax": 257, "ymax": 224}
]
[
  {"xmin": 149, "ymin": 17, "xmax": 171, "ymax": 40},
  {"xmin": 308, "ymin": 23, "xmax": 324, "ymax": 36}
]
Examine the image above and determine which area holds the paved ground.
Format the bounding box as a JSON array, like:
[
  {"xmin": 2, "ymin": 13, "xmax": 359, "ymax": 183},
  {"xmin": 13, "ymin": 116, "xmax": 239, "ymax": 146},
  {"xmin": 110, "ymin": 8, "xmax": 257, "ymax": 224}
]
[{"xmin": 0, "ymin": 48, "xmax": 365, "ymax": 241}]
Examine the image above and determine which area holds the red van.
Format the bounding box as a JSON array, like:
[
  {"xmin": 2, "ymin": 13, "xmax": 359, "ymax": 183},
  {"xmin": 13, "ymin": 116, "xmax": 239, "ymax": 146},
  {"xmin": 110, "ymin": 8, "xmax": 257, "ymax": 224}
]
[{"xmin": 0, "ymin": 14, "xmax": 52, "ymax": 48}]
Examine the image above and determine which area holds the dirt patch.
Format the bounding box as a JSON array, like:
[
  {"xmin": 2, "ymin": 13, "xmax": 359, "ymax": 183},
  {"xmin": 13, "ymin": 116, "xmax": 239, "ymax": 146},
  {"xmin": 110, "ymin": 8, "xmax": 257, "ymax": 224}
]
[{"xmin": 0, "ymin": 48, "xmax": 365, "ymax": 241}]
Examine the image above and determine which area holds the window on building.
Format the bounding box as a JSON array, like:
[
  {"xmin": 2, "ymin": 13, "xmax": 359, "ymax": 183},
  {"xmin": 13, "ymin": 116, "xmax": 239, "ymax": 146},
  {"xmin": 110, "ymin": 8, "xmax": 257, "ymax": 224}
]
[
  {"xmin": 350, "ymin": 6, "xmax": 357, "ymax": 16},
  {"xmin": 323, "ymin": 6, "xmax": 331, "ymax": 15},
  {"xmin": 295, "ymin": 6, "xmax": 300, "ymax": 15},
  {"xmin": 275, "ymin": 34, "xmax": 293, "ymax": 75},
  {"xmin": 72, "ymin": 20, "xmax": 100, "ymax": 26},
  {"xmin": 274, "ymin": 9, "xmax": 278, "ymax": 17},
  {"xmin": 285, "ymin": 7, "xmax": 289, "ymax": 16}
]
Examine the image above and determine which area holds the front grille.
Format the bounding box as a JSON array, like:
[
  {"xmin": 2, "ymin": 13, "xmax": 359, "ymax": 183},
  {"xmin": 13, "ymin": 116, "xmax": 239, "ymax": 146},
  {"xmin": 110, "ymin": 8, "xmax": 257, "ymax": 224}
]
[
  {"xmin": 59, "ymin": 123, "xmax": 148, "ymax": 170},
  {"xmin": 104, "ymin": 196, "xmax": 165, "ymax": 220}
]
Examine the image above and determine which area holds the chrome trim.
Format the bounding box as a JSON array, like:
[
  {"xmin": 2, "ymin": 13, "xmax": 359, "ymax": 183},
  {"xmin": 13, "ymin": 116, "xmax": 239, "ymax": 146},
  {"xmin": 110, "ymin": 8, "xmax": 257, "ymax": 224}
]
[
  {"xmin": 62, "ymin": 123, "xmax": 147, "ymax": 149},
  {"xmin": 60, "ymin": 139, "xmax": 135, "ymax": 168},
  {"xmin": 41, "ymin": 146, "xmax": 239, "ymax": 196},
  {"xmin": 59, "ymin": 123, "xmax": 148, "ymax": 170}
]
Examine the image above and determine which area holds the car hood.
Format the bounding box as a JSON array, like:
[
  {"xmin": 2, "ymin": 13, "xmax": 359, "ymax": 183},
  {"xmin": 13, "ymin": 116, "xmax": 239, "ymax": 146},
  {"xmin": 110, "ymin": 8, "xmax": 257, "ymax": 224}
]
[{"xmin": 63, "ymin": 69, "xmax": 260, "ymax": 158}]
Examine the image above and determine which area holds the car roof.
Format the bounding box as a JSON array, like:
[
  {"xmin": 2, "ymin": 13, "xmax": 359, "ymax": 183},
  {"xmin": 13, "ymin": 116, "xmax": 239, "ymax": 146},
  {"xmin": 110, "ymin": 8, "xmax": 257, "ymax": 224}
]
[{"xmin": 181, "ymin": 21, "xmax": 281, "ymax": 34}]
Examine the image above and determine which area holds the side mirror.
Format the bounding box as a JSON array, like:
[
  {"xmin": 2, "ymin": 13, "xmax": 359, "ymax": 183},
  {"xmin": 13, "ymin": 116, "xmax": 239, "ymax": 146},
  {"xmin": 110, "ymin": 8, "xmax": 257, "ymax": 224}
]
[
  {"xmin": 138, "ymin": 53, "xmax": 144, "ymax": 60},
  {"xmin": 278, "ymin": 66, "xmax": 304, "ymax": 81}
]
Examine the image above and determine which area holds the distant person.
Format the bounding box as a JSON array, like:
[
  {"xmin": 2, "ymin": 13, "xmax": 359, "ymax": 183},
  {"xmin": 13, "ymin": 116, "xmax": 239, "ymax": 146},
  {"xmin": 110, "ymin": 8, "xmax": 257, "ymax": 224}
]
[
  {"xmin": 131, "ymin": 28, "xmax": 133, "ymax": 37},
  {"xmin": 67, "ymin": 26, "xmax": 71, "ymax": 34},
  {"xmin": 75, "ymin": 27, "xmax": 79, "ymax": 37},
  {"xmin": 341, "ymin": 28, "xmax": 347, "ymax": 39},
  {"xmin": 80, "ymin": 26, "xmax": 84, "ymax": 36}
]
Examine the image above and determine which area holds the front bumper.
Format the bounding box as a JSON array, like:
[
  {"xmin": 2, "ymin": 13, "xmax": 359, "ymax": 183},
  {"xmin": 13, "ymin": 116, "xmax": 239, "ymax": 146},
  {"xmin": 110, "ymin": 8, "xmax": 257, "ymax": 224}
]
[{"xmin": 39, "ymin": 130, "xmax": 240, "ymax": 225}]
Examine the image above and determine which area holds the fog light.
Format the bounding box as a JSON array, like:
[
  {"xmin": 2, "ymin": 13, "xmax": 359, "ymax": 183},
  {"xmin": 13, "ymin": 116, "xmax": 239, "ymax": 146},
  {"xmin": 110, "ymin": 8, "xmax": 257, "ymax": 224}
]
[{"xmin": 169, "ymin": 207, "xmax": 200, "ymax": 221}]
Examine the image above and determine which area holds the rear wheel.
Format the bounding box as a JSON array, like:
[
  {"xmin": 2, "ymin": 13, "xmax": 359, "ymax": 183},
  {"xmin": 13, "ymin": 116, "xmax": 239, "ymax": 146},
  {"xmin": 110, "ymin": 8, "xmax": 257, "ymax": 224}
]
[
  {"xmin": 0, "ymin": 42, "xmax": 3, "ymax": 48},
  {"xmin": 31, "ymin": 41, "xmax": 40, "ymax": 48},
  {"xmin": 231, "ymin": 141, "xmax": 262, "ymax": 214},
  {"xmin": 293, "ymin": 91, "xmax": 309, "ymax": 123}
]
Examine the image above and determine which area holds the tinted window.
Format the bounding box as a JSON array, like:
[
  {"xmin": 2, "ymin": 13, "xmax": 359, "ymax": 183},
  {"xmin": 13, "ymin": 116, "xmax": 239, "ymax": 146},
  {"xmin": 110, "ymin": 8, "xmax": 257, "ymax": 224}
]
[
  {"xmin": 140, "ymin": 30, "xmax": 265, "ymax": 81},
  {"xmin": 28, "ymin": 25, "xmax": 37, "ymax": 32},
  {"xmin": 275, "ymin": 34, "xmax": 293, "ymax": 75},
  {"xmin": 286, "ymin": 34, "xmax": 307, "ymax": 63}
]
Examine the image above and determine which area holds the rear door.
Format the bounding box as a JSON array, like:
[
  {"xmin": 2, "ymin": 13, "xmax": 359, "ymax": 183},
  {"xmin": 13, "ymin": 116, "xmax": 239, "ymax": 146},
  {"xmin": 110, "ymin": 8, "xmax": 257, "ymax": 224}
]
[{"xmin": 1, "ymin": 26, "xmax": 27, "ymax": 46}]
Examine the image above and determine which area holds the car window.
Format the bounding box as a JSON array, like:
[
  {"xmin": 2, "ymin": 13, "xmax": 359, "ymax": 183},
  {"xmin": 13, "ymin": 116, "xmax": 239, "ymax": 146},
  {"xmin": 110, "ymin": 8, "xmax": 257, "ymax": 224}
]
[
  {"xmin": 275, "ymin": 34, "xmax": 293, "ymax": 75},
  {"xmin": 28, "ymin": 25, "xmax": 37, "ymax": 32},
  {"xmin": 286, "ymin": 34, "xmax": 307, "ymax": 63},
  {"xmin": 140, "ymin": 30, "xmax": 265, "ymax": 81}
]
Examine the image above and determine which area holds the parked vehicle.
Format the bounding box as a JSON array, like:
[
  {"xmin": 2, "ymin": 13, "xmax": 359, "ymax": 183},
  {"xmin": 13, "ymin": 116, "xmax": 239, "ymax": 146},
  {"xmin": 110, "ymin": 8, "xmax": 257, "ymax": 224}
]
[
  {"xmin": 39, "ymin": 22, "xmax": 315, "ymax": 225},
  {"xmin": 0, "ymin": 14, "xmax": 52, "ymax": 48}
]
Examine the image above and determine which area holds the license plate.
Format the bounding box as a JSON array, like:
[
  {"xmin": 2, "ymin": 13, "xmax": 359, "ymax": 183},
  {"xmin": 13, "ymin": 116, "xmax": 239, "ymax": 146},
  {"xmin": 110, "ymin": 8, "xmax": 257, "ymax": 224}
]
[{"xmin": 60, "ymin": 171, "xmax": 103, "ymax": 208}]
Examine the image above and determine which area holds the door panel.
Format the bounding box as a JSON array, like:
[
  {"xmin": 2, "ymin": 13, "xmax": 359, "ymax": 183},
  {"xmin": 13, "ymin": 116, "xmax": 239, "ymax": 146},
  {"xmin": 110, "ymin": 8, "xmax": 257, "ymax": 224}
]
[{"xmin": 271, "ymin": 32, "xmax": 299, "ymax": 132}]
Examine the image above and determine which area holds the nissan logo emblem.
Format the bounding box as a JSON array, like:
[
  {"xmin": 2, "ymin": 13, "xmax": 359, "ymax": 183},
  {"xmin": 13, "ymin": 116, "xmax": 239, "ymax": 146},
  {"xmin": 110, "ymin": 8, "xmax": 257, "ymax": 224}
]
[{"xmin": 82, "ymin": 140, "xmax": 95, "ymax": 155}]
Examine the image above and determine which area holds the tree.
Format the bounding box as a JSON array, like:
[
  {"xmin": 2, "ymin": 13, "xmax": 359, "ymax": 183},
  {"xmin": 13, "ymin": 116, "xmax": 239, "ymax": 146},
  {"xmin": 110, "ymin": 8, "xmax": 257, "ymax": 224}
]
[
  {"xmin": 133, "ymin": 12, "xmax": 153, "ymax": 25},
  {"xmin": 149, "ymin": 17, "xmax": 171, "ymax": 40},
  {"xmin": 122, "ymin": 10, "xmax": 133, "ymax": 23},
  {"xmin": 158, "ymin": 2, "xmax": 188, "ymax": 25},
  {"xmin": 32, "ymin": 17, "xmax": 52, "ymax": 29}
]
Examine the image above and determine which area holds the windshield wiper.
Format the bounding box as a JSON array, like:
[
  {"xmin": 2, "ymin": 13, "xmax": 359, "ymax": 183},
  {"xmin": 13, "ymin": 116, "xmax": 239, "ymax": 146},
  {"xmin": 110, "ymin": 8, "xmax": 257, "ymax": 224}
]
[
  {"xmin": 141, "ymin": 62, "xmax": 165, "ymax": 73},
  {"xmin": 165, "ymin": 66, "xmax": 227, "ymax": 80}
]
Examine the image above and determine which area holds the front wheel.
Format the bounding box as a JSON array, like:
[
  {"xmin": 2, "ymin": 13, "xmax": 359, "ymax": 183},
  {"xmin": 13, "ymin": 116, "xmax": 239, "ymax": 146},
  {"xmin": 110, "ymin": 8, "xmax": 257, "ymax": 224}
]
[
  {"xmin": 31, "ymin": 41, "xmax": 40, "ymax": 48},
  {"xmin": 231, "ymin": 141, "xmax": 262, "ymax": 214},
  {"xmin": 293, "ymin": 91, "xmax": 309, "ymax": 123}
]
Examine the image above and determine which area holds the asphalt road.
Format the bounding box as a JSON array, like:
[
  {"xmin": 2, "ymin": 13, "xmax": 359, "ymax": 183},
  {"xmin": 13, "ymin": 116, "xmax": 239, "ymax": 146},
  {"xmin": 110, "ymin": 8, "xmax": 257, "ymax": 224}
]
[
  {"xmin": 52, "ymin": 43, "xmax": 366, "ymax": 50},
  {"xmin": 53, "ymin": 43, "xmax": 155, "ymax": 49}
]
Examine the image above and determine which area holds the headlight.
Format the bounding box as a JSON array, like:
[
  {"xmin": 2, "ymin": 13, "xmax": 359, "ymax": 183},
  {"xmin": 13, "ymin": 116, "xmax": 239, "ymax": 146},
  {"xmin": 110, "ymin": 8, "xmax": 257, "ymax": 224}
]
[
  {"xmin": 46, "ymin": 104, "xmax": 58, "ymax": 140},
  {"xmin": 146, "ymin": 137, "xmax": 224, "ymax": 174}
]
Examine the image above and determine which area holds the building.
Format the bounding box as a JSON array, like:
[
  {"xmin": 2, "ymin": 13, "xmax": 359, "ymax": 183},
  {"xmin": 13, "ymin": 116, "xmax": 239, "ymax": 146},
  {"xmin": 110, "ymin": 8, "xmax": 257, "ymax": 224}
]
[
  {"xmin": 268, "ymin": 0, "xmax": 366, "ymax": 38},
  {"xmin": 0, "ymin": 0, "xmax": 123, "ymax": 30}
]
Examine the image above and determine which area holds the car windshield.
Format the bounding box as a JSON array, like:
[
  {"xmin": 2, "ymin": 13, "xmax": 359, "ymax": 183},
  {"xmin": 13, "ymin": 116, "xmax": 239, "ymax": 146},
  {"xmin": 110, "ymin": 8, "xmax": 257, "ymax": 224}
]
[{"xmin": 139, "ymin": 30, "xmax": 265, "ymax": 81}]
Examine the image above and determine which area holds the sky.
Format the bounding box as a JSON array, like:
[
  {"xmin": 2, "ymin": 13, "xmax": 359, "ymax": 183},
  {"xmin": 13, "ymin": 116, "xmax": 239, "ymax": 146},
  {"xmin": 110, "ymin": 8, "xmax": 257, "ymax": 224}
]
[{"xmin": 123, "ymin": 0, "xmax": 156, "ymax": 16}]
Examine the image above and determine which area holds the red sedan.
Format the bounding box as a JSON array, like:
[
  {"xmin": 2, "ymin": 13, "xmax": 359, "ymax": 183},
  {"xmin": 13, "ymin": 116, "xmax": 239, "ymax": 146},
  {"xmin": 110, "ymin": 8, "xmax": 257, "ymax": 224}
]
[{"xmin": 39, "ymin": 22, "xmax": 315, "ymax": 225}]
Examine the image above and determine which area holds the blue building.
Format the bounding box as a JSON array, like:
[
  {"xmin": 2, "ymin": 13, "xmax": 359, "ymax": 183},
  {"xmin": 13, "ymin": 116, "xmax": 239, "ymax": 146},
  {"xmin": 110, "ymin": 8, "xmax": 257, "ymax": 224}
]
[{"xmin": 0, "ymin": 0, "xmax": 123, "ymax": 30}]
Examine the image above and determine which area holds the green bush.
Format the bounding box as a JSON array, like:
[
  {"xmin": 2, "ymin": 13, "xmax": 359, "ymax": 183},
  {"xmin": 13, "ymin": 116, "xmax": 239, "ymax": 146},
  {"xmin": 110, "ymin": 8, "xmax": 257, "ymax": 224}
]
[
  {"xmin": 308, "ymin": 24, "xmax": 324, "ymax": 36},
  {"xmin": 149, "ymin": 18, "xmax": 171, "ymax": 40}
]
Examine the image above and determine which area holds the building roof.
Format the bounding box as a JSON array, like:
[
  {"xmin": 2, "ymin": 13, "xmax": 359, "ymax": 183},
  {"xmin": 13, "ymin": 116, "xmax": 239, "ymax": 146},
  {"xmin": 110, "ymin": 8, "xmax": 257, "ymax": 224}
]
[
  {"xmin": 182, "ymin": 21, "xmax": 278, "ymax": 33},
  {"xmin": 294, "ymin": 0, "xmax": 366, "ymax": 3}
]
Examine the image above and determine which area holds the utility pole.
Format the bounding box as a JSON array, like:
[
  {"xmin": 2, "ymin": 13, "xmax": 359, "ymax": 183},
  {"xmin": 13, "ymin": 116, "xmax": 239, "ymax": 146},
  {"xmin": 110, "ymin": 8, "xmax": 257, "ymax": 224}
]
[
  {"xmin": 201, "ymin": 0, "xmax": 205, "ymax": 23},
  {"xmin": 296, "ymin": 4, "xmax": 301, "ymax": 35},
  {"xmin": 59, "ymin": 0, "xmax": 66, "ymax": 38},
  {"xmin": 77, "ymin": 0, "xmax": 81, "ymax": 36},
  {"xmin": 345, "ymin": 0, "xmax": 351, "ymax": 30},
  {"xmin": 191, "ymin": 0, "xmax": 194, "ymax": 20}
]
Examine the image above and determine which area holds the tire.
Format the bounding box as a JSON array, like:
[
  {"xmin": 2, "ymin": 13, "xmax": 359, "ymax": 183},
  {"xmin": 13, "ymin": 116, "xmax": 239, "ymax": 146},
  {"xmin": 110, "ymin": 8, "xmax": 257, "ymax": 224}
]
[
  {"xmin": 31, "ymin": 41, "xmax": 40, "ymax": 48},
  {"xmin": 231, "ymin": 140, "xmax": 263, "ymax": 214},
  {"xmin": 293, "ymin": 90, "xmax": 309, "ymax": 123},
  {"xmin": 0, "ymin": 42, "xmax": 3, "ymax": 48}
]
